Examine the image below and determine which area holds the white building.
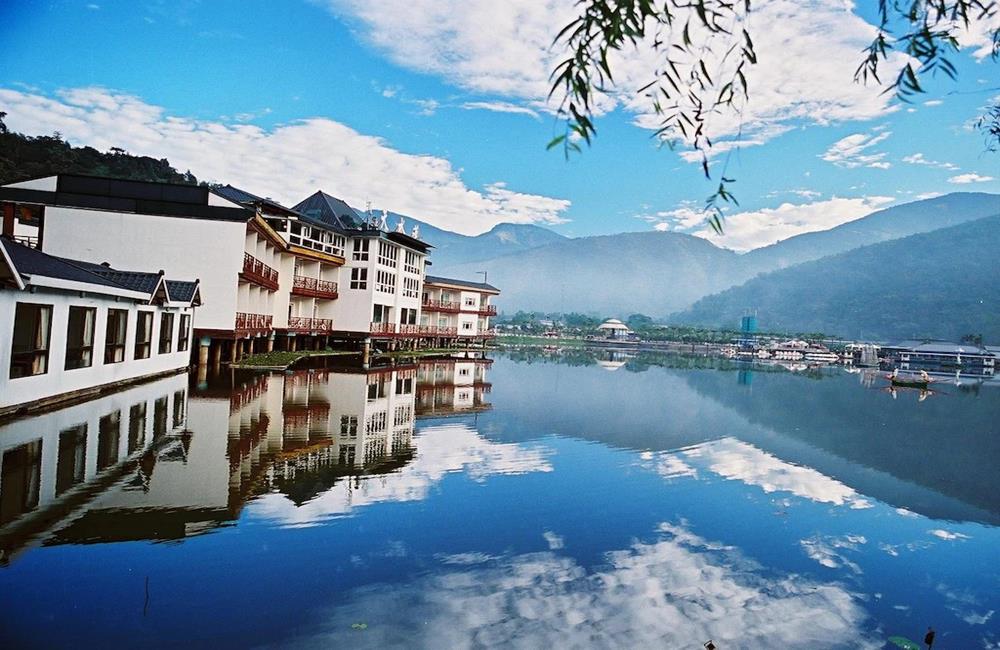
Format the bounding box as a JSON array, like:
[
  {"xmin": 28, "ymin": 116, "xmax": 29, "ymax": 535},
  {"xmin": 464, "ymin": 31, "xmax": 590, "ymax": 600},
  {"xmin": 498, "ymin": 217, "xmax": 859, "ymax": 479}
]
[
  {"xmin": 415, "ymin": 355, "xmax": 493, "ymax": 418},
  {"xmin": 596, "ymin": 319, "xmax": 632, "ymax": 340},
  {"xmin": 0, "ymin": 236, "xmax": 199, "ymax": 417},
  {"xmin": 420, "ymin": 275, "xmax": 499, "ymax": 345}
]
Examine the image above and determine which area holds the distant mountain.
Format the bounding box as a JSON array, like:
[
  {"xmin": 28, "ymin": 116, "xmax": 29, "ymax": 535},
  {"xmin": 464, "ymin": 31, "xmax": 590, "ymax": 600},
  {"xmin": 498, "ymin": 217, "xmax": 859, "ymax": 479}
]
[
  {"xmin": 673, "ymin": 215, "xmax": 1000, "ymax": 341},
  {"xmin": 417, "ymin": 221, "xmax": 566, "ymax": 269},
  {"xmin": 745, "ymin": 192, "xmax": 1000, "ymax": 273},
  {"xmin": 435, "ymin": 192, "xmax": 1000, "ymax": 317},
  {"xmin": 442, "ymin": 231, "xmax": 745, "ymax": 315}
]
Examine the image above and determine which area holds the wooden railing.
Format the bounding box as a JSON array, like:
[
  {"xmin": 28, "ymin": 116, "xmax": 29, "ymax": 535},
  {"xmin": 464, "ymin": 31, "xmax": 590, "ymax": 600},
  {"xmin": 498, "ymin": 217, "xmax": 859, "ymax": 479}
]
[
  {"xmin": 478, "ymin": 305, "xmax": 498, "ymax": 316},
  {"xmin": 287, "ymin": 316, "xmax": 334, "ymax": 332},
  {"xmin": 370, "ymin": 323, "xmax": 459, "ymax": 337},
  {"xmin": 241, "ymin": 252, "xmax": 279, "ymax": 291},
  {"xmin": 421, "ymin": 299, "xmax": 461, "ymax": 313},
  {"xmin": 292, "ymin": 275, "xmax": 338, "ymax": 299},
  {"xmin": 235, "ymin": 312, "xmax": 273, "ymax": 335}
]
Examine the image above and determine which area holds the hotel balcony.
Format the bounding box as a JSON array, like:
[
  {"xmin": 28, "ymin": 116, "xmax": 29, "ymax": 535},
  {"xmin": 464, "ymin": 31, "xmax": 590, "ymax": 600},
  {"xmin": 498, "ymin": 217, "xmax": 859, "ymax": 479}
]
[
  {"xmin": 370, "ymin": 323, "xmax": 460, "ymax": 338},
  {"xmin": 287, "ymin": 316, "xmax": 334, "ymax": 333},
  {"xmin": 240, "ymin": 252, "xmax": 280, "ymax": 291},
  {"xmin": 235, "ymin": 312, "xmax": 273, "ymax": 336},
  {"xmin": 477, "ymin": 305, "xmax": 498, "ymax": 317},
  {"xmin": 292, "ymin": 275, "xmax": 339, "ymax": 300},
  {"xmin": 421, "ymin": 299, "xmax": 461, "ymax": 313}
]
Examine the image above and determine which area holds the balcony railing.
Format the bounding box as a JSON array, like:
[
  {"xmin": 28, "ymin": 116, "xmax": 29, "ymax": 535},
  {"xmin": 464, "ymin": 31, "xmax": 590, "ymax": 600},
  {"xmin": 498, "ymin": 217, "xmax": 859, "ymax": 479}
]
[
  {"xmin": 241, "ymin": 252, "xmax": 280, "ymax": 291},
  {"xmin": 421, "ymin": 299, "xmax": 461, "ymax": 313},
  {"xmin": 478, "ymin": 305, "xmax": 498, "ymax": 316},
  {"xmin": 235, "ymin": 312, "xmax": 273, "ymax": 335},
  {"xmin": 292, "ymin": 275, "xmax": 339, "ymax": 299},
  {"xmin": 370, "ymin": 323, "xmax": 459, "ymax": 337},
  {"xmin": 287, "ymin": 316, "xmax": 334, "ymax": 333},
  {"xmin": 12, "ymin": 235, "xmax": 39, "ymax": 249}
]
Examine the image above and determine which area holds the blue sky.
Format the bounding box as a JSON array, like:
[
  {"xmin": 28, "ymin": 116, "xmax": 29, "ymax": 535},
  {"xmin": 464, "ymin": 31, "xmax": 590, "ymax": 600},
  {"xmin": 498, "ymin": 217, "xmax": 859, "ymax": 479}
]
[{"xmin": 1, "ymin": 0, "xmax": 998, "ymax": 249}]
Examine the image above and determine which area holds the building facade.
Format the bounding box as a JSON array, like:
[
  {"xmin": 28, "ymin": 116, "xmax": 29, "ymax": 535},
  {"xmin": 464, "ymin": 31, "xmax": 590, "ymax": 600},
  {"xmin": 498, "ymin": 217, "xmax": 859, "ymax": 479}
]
[
  {"xmin": 0, "ymin": 237, "xmax": 199, "ymax": 416},
  {"xmin": 420, "ymin": 275, "xmax": 499, "ymax": 345}
]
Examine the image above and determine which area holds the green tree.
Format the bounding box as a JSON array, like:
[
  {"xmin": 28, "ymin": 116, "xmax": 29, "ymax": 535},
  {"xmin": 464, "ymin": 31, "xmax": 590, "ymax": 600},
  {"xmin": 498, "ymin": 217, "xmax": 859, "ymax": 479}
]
[{"xmin": 549, "ymin": 0, "xmax": 999, "ymax": 229}]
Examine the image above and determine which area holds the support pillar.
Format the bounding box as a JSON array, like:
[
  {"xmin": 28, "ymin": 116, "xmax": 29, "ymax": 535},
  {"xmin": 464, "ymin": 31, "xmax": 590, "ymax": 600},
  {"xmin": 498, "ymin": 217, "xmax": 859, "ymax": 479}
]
[
  {"xmin": 267, "ymin": 335, "xmax": 275, "ymax": 352},
  {"xmin": 362, "ymin": 338, "xmax": 371, "ymax": 367},
  {"xmin": 290, "ymin": 336, "xmax": 297, "ymax": 352},
  {"xmin": 229, "ymin": 340, "xmax": 239, "ymax": 363},
  {"xmin": 212, "ymin": 340, "xmax": 223, "ymax": 367},
  {"xmin": 197, "ymin": 337, "xmax": 210, "ymax": 367}
]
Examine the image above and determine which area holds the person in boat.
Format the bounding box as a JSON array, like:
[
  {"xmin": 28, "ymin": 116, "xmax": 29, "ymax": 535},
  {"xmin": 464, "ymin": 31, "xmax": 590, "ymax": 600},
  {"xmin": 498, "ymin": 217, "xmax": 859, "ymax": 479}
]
[
  {"xmin": 890, "ymin": 368, "xmax": 899, "ymax": 380},
  {"xmin": 920, "ymin": 370, "xmax": 930, "ymax": 382}
]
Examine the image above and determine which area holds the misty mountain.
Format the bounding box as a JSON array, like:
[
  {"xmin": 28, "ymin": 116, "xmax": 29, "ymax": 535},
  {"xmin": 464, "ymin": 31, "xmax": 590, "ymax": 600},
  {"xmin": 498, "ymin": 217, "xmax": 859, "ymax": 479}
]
[
  {"xmin": 743, "ymin": 192, "xmax": 1000, "ymax": 273},
  {"xmin": 433, "ymin": 192, "xmax": 1000, "ymax": 317},
  {"xmin": 442, "ymin": 231, "xmax": 746, "ymax": 315},
  {"xmin": 672, "ymin": 215, "xmax": 1000, "ymax": 341}
]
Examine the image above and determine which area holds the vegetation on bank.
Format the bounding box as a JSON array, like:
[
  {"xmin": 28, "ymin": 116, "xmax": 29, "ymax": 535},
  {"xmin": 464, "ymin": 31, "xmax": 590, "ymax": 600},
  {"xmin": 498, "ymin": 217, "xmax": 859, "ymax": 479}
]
[{"xmin": 232, "ymin": 350, "xmax": 357, "ymax": 368}]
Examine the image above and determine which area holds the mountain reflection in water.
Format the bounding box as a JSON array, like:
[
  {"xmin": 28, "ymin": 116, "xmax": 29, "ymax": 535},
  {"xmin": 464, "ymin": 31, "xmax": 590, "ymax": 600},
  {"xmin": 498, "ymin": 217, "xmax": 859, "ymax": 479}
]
[{"xmin": 0, "ymin": 350, "xmax": 997, "ymax": 649}]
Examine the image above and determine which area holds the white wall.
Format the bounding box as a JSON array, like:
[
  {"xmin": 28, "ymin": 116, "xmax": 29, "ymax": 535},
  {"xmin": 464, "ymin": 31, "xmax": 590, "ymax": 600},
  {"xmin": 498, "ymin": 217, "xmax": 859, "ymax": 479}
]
[
  {"xmin": 40, "ymin": 206, "xmax": 245, "ymax": 331},
  {"xmin": 0, "ymin": 287, "xmax": 193, "ymax": 410}
]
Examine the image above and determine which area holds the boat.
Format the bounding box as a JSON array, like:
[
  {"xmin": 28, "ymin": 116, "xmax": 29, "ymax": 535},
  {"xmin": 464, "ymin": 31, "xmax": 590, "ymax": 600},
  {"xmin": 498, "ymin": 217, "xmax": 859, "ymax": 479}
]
[{"xmin": 886, "ymin": 369, "xmax": 932, "ymax": 389}]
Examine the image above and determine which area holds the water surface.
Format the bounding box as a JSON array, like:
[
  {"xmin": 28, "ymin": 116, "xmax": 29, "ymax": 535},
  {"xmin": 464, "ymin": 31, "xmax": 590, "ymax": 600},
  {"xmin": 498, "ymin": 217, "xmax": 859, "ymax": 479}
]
[{"xmin": 1, "ymin": 350, "xmax": 997, "ymax": 648}]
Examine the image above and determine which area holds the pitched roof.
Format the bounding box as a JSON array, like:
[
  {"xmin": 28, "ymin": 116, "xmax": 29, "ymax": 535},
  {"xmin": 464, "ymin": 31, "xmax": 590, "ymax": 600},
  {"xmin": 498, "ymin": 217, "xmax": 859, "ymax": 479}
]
[
  {"xmin": 292, "ymin": 191, "xmax": 365, "ymax": 232},
  {"xmin": 424, "ymin": 274, "xmax": 499, "ymax": 293},
  {"xmin": 0, "ymin": 237, "xmax": 200, "ymax": 304},
  {"xmin": 213, "ymin": 184, "xmax": 301, "ymax": 217}
]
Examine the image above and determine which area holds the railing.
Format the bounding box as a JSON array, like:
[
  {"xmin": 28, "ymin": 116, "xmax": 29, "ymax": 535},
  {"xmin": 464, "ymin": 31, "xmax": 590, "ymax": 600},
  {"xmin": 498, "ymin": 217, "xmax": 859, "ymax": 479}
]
[
  {"xmin": 241, "ymin": 252, "xmax": 280, "ymax": 291},
  {"xmin": 287, "ymin": 316, "xmax": 334, "ymax": 333},
  {"xmin": 292, "ymin": 275, "xmax": 339, "ymax": 299},
  {"xmin": 478, "ymin": 305, "xmax": 498, "ymax": 316},
  {"xmin": 370, "ymin": 323, "xmax": 459, "ymax": 337},
  {"xmin": 235, "ymin": 312, "xmax": 273, "ymax": 335},
  {"xmin": 421, "ymin": 299, "xmax": 461, "ymax": 313}
]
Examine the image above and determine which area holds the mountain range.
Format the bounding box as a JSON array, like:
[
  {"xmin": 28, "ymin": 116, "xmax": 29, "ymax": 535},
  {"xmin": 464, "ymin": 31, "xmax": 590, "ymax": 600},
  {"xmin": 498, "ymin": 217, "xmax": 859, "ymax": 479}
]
[{"xmin": 419, "ymin": 192, "xmax": 998, "ymax": 335}]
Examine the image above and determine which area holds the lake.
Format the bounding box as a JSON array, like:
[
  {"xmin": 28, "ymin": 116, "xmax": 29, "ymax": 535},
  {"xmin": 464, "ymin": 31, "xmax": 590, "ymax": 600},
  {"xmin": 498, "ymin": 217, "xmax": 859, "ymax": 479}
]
[{"xmin": 1, "ymin": 349, "xmax": 998, "ymax": 649}]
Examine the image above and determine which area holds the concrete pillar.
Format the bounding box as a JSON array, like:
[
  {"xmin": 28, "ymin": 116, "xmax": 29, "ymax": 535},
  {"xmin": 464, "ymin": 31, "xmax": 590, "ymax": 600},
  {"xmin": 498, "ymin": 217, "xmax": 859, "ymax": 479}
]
[
  {"xmin": 197, "ymin": 363, "xmax": 208, "ymax": 389},
  {"xmin": 362, "ymin": 338, "xmax": 371, "ymax": 366},
  {"xmin": 197, "ymin": 337, "xmax": 210, "ymax": 366},
  {"xmin": 230, "ymin": 340, "xmax": 239, "ymax": 363},
  {"xmin": 267, "ymin": 335, "xmax": 275, "ymax": 352},
  {"xmin": 290, "ymin": 336, "xmax": 297, "ymax": 352},
  {"xmin": 212, "ymin": 340, "xmax": 223, "ymax": 367}
]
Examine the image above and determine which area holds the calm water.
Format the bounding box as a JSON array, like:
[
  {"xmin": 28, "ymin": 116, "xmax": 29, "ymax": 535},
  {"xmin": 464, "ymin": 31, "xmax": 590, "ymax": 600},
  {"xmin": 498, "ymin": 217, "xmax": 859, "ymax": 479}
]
[{"xmin": 1, "ymin": 349, "xmax": 998, "ymax": 649}]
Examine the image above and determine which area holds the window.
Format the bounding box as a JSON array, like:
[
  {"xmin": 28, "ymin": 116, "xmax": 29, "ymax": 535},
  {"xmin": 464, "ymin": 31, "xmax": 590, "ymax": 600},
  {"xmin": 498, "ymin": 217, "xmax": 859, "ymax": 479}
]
[
  {"xmin": 459, "ymin": 367, "xmax": 470, "ymax": 377},
  {"xmin": 393, "ymin": 404, "xmax": 412, "ymax": 426},
  {"xmin": 352, "ymin": 238, "xmax": 369, "ymax": 261},
  {"xmin": 158, "ymin": 313, "xmax": 174, "ymax": 354},
  {"xmin": 173, "ymin": 389, "xmax": 186, "ymax": 426},
  {"xmin": 10, "ymin": 303, "xmax": 52, "ymax": 378},
  {"xmin": 104, "ymin": 309, "xmax": 128, "ymax": 364},
  {"xmin": 97, "ymin": 411, "xmax": 121, "ymax": 471},
  {"xmin": 135, "ymin": 311, "xmax": 153, "ymax": 359},
  {"xmin": 365, "ymin": 411, "xmax": 387, "ymax": 434},
  {"xmin": 402, "ymin": 277, "xmax": 420, "ymax": 299},
  {"xmin": 372, "ymin": 304, "xmax": 391, "ymax": 323},
  {"xmin": 400, "ymin": 307, "xmax": 417, "ymax": 325},
  {"xmin": 340, "ymin": 415, "xmax": 358, "ymax": 437},
  {"xmin": 332, "ymin": 234, "xmax": 346, "ymax": 256},
  {"xmin": 375, "ymin": 269, "xmax": 396, "ymax": 294},
  {"xmin": 128, "ymin": 403, "xmax": 147, "ymax": 454},
  {"xmin": 395, "ymin": 376, "xmax": 413, "ymax": 395},
  {"xmin": 1, "ymin": 440, "xmax": 42, "ymax": 525},
  {"xmin": 338, "ymin": 445, "xmax": 356, "ymax": 465},
  {"xmin": 367, "ymin": 378, "xmax": 387, "ymax": 401},
  {"xmin": 65, "ymin": 306, "xmax": 96, "ymax": 370},
  {"xmin": 463, "ymin": 322, "xmax": 474, "ymax": 331},
  {"xmin": 153, "ymin": 396, "xmax": 168, "ymax": 439},
  {"xmin": 56, "ymin": 424, "xmax": 87, "ymax": 495},
  {"xmin": 404, "ymin": 251, "xmax": 420, "ymax": 274},
  {"xmin": 464, "ymin": 297, "xmax": 477, "ymax": 307},
  {"xmin": 350, "ymin": 267, "xmax": 368, "ymax": 290},
  {"xmin": 377, "ymin": 240, "xmax": 398, "ymax": 267},
  {"xmin": 178, "ymin": 314, "xmax": 191, "ymax": 352}
]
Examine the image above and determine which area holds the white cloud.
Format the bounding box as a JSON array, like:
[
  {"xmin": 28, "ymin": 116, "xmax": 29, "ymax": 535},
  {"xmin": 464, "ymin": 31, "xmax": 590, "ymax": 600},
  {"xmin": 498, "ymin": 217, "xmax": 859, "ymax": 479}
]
[
  {"xmin": 929, "ymin": 529, "xmax": 971, "ymax": 541},
  {"xmin": 922, "ymin": 99, "xmax": 943, "ymax": 106},
  {"xmin": 948, "ymin": 173, "xmax": 996, "ymax": 184},
  {"xmin": 282, "ymin": 521, "xmax": 879, "ymax": 649},
  {"xmin": 542, "ymin": 531, "xmax": 565, "ymax": 550},
  {"xmin": 652, "ymin": 196, "xmax": 895, "ymax": 252},
  {"xmin": 460, "ymin": 101, "xmax": 540, "ymax": 118},
  {"xmin": 0, "ymin": 86, "xmax": 572, "ymax": 235},
  {"xmin": 902, "ymin": 152, "xmax": 958, "ymax": 170},
  {"xmin": 327, "ymin": 0, "xmax": 905, "ymax": 155},
  {"xmin": 821, "ymin": 131, "xmax": 892, "ymax": 168},
  {"xmin": 250, "ymin": 422, "xmax": 553, "ymax": 526}
]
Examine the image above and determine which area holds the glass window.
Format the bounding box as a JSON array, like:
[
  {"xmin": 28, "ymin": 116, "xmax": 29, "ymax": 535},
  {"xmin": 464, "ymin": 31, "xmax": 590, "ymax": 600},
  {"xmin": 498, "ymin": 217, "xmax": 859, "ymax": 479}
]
[
  {"xmin": 97, "ymin": 411, "xmax": 121, "ymax": 471},
  {"xmin": 1, "ymin": 440, "xmax": 43, "ymax": 525},
  {"xmin": 350, "ymin": 267, "xmax": 368, "ymax": 290},
  {"xmin": 135, "ymin": 311, "xmax": 153, "ymax": 359},
  {"xmin": 65, "ymin": 306, "xmax": 96, "ymax": 370},
  {"xmin": 10, "ymin": 303, "xmax": 52, "ymax": 378},
  {"xmin": 56, "ymin": 424, "xmax": 88, "ymax": 495},
  {"xmin": 178, "ymin": 314, "xmax": 191, "ymax": 352},
  {"xmin": 128, "ymin": 403, "xmax": 147, "ymax": 454},
  {"xmin": 104, "ymin": 309, "xmax": 128, "ymax": 364},
  {"xmin": 352, "ymin": 238, "xmax": 369, "ymax": 261},
  {"xmin": 158, "ymin": 313, "xmax": 174, "ymax": 354}
]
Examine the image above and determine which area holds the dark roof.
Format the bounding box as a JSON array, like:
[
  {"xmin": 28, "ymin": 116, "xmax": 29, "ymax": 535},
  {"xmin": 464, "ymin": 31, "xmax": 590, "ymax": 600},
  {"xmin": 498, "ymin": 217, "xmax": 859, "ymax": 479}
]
[
  {"xmin": 424, "ymin": 274, "xmax": 499, "ymax": 292},
  {"xmin": 292, "ymin": 191, "xmax": 365, "ymax": 232},
  {"xmin": 213, "ymin": 185, "xmax": 301, "ymax": 217},
  {"xmin": 0, "ymin": 174, "xmax": 252, "ymax": 222},
  {"xmin": 166, "ymin": 280, "xmax": 200, "ymax": 303},
  {"xmin": 1, "ymin": 237, "xmax": 199, "ymax": 303}
]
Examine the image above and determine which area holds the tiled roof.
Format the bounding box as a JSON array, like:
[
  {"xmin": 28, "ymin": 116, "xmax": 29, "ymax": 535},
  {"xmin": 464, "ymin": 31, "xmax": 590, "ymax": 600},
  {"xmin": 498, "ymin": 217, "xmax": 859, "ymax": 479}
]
[
  {"xmin": 213, "ymin": 185, "xmax": 301, "ymax": 216},
  {"xmin": 0, "ymin": 237, "xmax": 199, "ymax": 303},
  {"xmin": 424, "ymin": 274, "xmax": 499, "ymax": 292},
  {"xmin": 292, "ymin": 191, "xmax": 365, "ymax": 232}
]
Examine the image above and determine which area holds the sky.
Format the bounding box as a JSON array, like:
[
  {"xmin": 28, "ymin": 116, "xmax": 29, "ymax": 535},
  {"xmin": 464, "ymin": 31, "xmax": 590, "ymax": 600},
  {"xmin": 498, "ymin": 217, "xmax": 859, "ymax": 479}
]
[{"xmin": 0, "ymin": 0, "xmax": 998, "ymax": 251}]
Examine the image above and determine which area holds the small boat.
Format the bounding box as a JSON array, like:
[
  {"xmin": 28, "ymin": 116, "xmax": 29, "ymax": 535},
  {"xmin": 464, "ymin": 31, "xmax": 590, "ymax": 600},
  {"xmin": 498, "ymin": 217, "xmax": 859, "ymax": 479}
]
[{"xmin": 886, "ymin": 369, "xmax": 932, "ymax": 389}]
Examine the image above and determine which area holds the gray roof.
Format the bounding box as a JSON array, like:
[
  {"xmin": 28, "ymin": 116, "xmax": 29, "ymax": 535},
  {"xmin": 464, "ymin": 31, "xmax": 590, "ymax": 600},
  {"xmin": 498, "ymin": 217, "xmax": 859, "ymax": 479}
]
[
  {"xmin": 1, "ymin": 237, "xmax": 199, "ymax": 303},
  {"xmin": 292, "ymin": 191, "xmax": 365, "ymax": 232},
  {"xmin": 424, "ymin": 274, "xmax": 499, "ymax": 292},
  {"xmin": 213, "ymin": 185, "xmax": 301, "ymax": 217}
]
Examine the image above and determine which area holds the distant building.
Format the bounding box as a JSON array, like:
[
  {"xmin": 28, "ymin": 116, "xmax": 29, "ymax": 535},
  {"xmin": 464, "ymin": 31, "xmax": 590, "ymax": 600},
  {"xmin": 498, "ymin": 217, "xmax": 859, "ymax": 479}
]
[
  {"xmin": 420, "ymin": 275, "xmax": 499, "ymax": 345},
  {"xmin": 597, "ymin": 319, "xmax": 632, "ymax": 340},
  {"xmin": 415, "ymin": 355, "xmax": 492, "ymax": 417},
  {"xmin": 1, "ymin": 237, "xmax": 199, "ymax": 416},
  {"xmin": 881, "ymin": 340, "xmax": 996, "ymax": 373}
]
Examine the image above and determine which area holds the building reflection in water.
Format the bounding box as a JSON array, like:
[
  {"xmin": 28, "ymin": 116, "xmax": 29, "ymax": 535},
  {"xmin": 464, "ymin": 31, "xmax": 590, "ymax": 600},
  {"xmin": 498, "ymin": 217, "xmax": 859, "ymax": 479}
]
[{"xmin": 0, "ymin": 355, "xmax": 493, "ymax": 564}]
